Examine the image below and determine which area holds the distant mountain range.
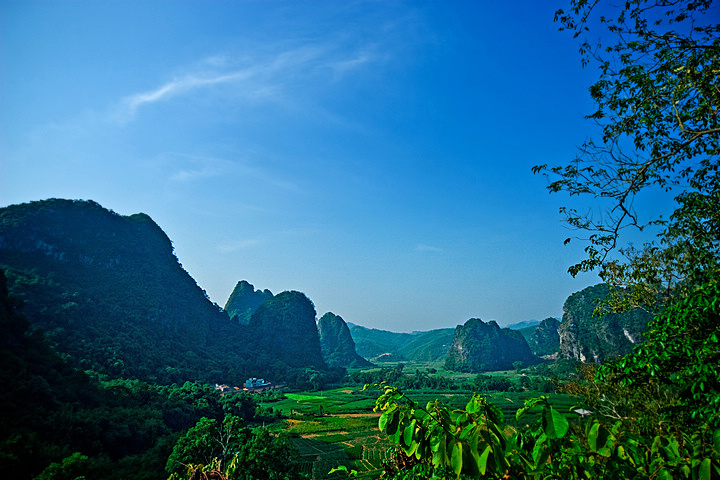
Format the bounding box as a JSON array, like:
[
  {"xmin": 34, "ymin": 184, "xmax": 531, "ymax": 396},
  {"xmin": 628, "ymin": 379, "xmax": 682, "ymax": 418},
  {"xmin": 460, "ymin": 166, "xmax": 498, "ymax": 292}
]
[
  {"xmin": 0, "ymin": 198, "xmax": 657, "ymax": 383},
  {"xmin": 347, "ymin": 323, "xmax": 455, "ymax": 363}
]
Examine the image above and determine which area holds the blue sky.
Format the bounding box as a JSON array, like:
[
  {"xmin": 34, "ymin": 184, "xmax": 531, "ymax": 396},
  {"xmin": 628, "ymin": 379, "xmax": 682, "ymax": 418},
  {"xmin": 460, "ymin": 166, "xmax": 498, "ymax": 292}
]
[{"xmin": 2, "ymin": 0, "xmax": 645, "ymax": 332}]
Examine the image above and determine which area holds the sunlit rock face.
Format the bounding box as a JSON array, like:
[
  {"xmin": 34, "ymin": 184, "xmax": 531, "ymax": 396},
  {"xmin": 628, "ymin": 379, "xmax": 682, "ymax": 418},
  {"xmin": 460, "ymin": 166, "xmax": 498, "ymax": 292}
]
[
  {"xmin": 558, "ymin": 284, "xmax": 652, "ymax": 363},
  {"xmin": 444, "ymin": 318, "xmax": 538, "ymax": 372}
]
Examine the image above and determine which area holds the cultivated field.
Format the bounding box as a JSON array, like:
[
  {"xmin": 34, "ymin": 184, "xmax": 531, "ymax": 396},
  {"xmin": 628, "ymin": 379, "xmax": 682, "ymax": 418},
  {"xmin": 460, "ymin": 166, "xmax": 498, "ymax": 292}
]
[{"xmin": 267, "ymin": 367, "xmax": 579, "ymax": 480}]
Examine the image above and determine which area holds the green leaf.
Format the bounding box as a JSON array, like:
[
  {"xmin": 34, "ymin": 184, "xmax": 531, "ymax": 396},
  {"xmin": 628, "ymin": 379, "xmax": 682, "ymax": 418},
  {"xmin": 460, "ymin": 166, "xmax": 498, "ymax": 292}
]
[
  {"xmin": 656, "ymin": 468, "xmax": 673, "ymax": 480},
  {"xmin": 403, "ymin": 419, "xmax": 416, "ymax": 446},
  {"xmin": 465, "ymin": 395, "xmax": 482, "ymax": 414},
  {"xmin": 478, "ymin": 445, "xmax": 491, "ymax": 476},
  {"xmin": 542, "ymin": 405, "xmax": 569, "ymax": 439},
  {"xmin": 432, "ymin": 438, "xmax": 446, "ymax": 468},
  {"xmin": 386, "ymin": 410, "xmax": 400, "ymax": 436},
  {"xmin": 451, "ymin": 441, "xmax": 463, "ymax": 476},
  {"xmin": 588, "ymin": 421, "xmax": 611, "ymax": 454},
  {"xmin": 699, "ymin": 458, "xmax": 711, "ymax": 480}
]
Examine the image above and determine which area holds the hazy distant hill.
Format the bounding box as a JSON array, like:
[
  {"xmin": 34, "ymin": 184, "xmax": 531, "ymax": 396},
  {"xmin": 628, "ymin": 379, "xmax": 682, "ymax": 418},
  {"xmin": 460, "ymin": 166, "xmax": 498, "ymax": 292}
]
[
  {"xmin": 505, "ymin": 320, "xmax": 542, "ymax": 330},
  {"xmin": 445, "ymin": 318, "xmax": 538, "ymax": 372},
  {"xmin": 0, "ymin": 199, "xmax": 332, "ymax": 384},
  {"xmin": 347, "ymin": 323, "xmax": 454, "ymax": 362},
  {"xmin": 225, "ymin": 280, "xmax": 273, "ymax": 325}
]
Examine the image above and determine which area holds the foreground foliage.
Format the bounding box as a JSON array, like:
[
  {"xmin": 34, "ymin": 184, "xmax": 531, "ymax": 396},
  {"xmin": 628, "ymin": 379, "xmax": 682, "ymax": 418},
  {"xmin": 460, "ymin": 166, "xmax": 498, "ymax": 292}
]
[
  {"xmin": 367, "ymin": 384, "xmax": 719, "ymax": 479},
  {"xmin": 366, "ymin": 277, "xmax": 720, "ymax": 479}
]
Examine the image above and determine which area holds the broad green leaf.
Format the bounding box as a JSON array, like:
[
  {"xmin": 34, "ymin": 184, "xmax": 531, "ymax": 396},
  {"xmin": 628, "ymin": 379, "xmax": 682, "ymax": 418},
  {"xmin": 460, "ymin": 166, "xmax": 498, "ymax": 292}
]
[
  {"xmin": 714, "ymin": 429, "xmax": 720, "ymax": 452},
  {"xmin": 432, "ymin": 437, "xmax": 446, "ymax": 468},
  {"xmin": 385, "ymin": 409, "xmax": 400, "ymax": 435},
  {"xmin": 451, "ymin": 441, "xmax": 463, "ymax": 476},
  {"xmin": 378, "ymin": 409, "xmax": 391, "ymax": 432},
  {"xmin": 478, "ymin": 445, "xmax": 491, "ymax": 475},
  {"xmin": 403, "ymin": 419, "xmax": 416, "ymax": 446},
  {"xmin": 657, "ymin": 467, "xmax": 672, "ymax": 480},
  {"xmin": 465, "ymin": 395, "xmax": 482, "ymax": 414},
  {"xmin": 542, "ymin": 405, "xmax": 569, "ymax": 439},
  {"xmin": 699, "ymin": 458, "xmax": 711, "ymax": 480}
]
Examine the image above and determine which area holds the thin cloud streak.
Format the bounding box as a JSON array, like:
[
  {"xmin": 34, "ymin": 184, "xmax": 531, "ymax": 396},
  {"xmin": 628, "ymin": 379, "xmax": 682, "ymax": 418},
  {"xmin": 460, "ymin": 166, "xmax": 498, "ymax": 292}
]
[
  {"xmin": 417, "ymin": 244, "xmax": 443, "ymax": 253},
  {"xmin": 125, "ymin": 70, "xmax": 254, "ymax": 116},
  {"xmin": 217, "ymin": 238, "xmax": 261, "ymax": 253},
  {"xmin": 116, "ymin": 42, "xmax": 386, "ymax": 122}
]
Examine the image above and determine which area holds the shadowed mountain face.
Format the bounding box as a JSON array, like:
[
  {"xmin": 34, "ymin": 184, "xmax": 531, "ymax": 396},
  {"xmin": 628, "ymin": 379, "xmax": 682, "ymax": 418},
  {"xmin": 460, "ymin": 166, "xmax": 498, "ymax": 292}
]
[
  {"xmin": 318, "ymin": 312, "xmax": 373, "ymax": 369},
  {"xmin": 444, "ymin": 318, "xmax": 538, "ymax": 372},
  {"xmin": 0, "ymin": 199, "xmax": 246, "ymax": 383},
  {"xmin": 248, "ymin": 290, "xmax": 326, "ymax": 370},
  {"xmin": 225, "ymin": 280, "xmax": 273, "ymax": 325},
  {"xmin": 0, "ymin": 199, "xmax": 334, "ymax": 384},
  {"xmin": 558, "ymin": 284, "xmax": 652, "ymax": 363}
]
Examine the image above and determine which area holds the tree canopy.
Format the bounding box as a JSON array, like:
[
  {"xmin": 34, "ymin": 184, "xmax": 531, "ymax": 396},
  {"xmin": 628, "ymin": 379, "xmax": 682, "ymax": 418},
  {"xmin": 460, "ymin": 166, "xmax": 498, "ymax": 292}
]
[{"xmin": 534, "ymin": 0, "xmax": 719, "ymax": 311}]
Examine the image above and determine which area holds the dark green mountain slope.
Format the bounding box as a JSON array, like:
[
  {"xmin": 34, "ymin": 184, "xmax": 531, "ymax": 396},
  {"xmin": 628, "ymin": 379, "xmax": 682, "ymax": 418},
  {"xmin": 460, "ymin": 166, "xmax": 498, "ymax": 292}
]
[
  {"xmin": 248, "ymin": 290, "xmax": 326, "ymax": 370},
  {"xmin": 0, "ymin": 268, "xmax": 258, "ymax": 480},
  {"xmin": 445, "ymin": 318, "xmax": 539, "ymax": 372},
  {"xmin": 0, "ymin": 199, "xmax": 250, "ymax": 383},
  {"xmin": 347, "ymin": 323, "xmax": 454, "ymax": 362},
  {"xmin": 527, "ymin": 317, "xmax": 561, "ymax": 357},
  {"xmin": 558, "ymin": 284, "xmax": 652, "ymax": 363},
  {"xmin": 225, "ymin": 280, "xmax": 273, "ymax": 325},
  {"xmin": 318, "ymin": 312, "xmax": 373, "ymax": 369}
]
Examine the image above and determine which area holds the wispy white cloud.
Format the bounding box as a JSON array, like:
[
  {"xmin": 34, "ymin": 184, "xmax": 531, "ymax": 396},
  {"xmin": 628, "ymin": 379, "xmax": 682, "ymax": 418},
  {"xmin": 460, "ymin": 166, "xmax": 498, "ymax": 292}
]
[
  {"xmin": 163, "ymin": 153, "xmax": 233, "ymax": 182},
  {"xmin": 416, "ymin": 244, "xmax": 443, "ymax": 253},
  {"xmin": 114, "ymin": 40, "xmax": 386, "ymax": 122},
  {"xmin": 217, "ymin": 238, "xmax": 261, "ymax": 253},
  {"xmin": 124, "ymin": 70, "xmax": 254, "ymax": 117}
]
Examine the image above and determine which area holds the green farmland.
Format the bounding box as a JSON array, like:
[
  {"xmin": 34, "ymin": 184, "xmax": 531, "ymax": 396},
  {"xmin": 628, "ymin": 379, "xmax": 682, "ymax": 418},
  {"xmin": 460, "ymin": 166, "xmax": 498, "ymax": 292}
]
[{"xmin": 269, "ymin": 383, "xmax": 578, "ymax": 479}]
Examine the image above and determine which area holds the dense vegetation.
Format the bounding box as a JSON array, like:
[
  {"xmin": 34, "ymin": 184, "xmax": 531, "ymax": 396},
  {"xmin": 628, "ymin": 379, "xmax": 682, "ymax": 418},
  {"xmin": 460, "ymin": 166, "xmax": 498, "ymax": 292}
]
[
  {"xmin": 445, "ymin": 319, "xmax": 538, "ymax": 372},
  {"xmin": 0, "ymin": 269, "xmax": 265, "ymax": 480},
  {"xmin": 224, "ymin": 280, "xmax": 273, "ymax": 325}
]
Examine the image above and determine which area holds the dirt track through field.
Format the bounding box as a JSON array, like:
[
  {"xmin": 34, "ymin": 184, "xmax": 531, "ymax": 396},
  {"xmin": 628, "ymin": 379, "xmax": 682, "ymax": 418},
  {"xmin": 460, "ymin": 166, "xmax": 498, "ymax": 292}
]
[{"xmin": 328, "ymin": 413, "xmax": 380, "ymax": 418}]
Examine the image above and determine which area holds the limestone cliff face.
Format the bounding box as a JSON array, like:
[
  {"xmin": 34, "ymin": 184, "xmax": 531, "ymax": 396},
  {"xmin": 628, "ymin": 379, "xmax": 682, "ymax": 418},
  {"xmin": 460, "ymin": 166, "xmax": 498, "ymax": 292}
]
[
  {"xmin": 444, "ymin": 318, "xmax": 538, "ymax": 372},
  {"xmin": 224, "ymin": 280, "xmax": 273, "ymax": 325},
  {"xmin": 317, "ymin": 312, "xmax": 373, "ymax": 368},
  {"xmin": 248, "ymin": 291, "xmax": 326, "ymax": 369},
  {"xmin": 558, "ymin": 284, "xmax": 652, "ymax": 363},
  {"xmin": 527, "ymin": 317, "xmax": 561, "ymax": 357}
]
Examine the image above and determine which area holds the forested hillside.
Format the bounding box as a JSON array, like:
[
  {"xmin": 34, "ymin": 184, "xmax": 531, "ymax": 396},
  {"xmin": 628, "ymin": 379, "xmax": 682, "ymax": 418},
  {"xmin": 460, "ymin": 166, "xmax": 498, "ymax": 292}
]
[
  {"xmin": 0, "ymin": 269, "xmax": 262, "ymax": 480},
  {"xmin": 444, "ymin": 318, "xmax": 538, "ymax": 372},
  {"xmin": 0, "ymin": 199, "xmax": 339, "ymax": 385},
  {"xmin": 347, "ymin": 323, "xmax": 454, "ymax": 362}
]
